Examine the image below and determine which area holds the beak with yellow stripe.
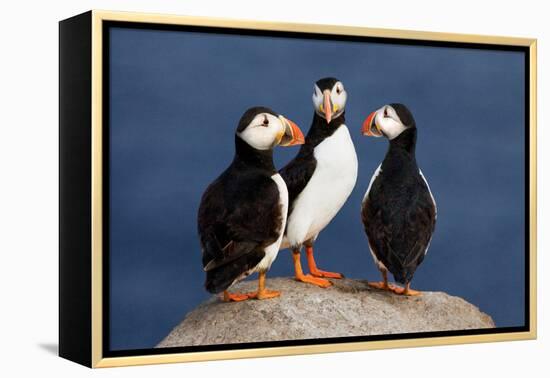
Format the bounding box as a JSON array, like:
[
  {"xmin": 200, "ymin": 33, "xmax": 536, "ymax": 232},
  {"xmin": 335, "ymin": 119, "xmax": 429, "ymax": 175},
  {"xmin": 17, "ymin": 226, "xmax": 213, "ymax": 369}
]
[
  {"xmin": 362, "ymin": 110, "xmax": 383, "ymax": 137},
  {"xmin": 278, "ymin": 115, "xmax": 305, "ymax": 146}
]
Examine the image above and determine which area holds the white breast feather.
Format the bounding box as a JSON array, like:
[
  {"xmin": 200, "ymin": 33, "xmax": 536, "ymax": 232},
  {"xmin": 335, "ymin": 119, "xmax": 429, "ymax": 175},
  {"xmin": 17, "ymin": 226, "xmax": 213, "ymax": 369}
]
[
  {"xmin": 363, "ymin": 164, "xmax": 382, "ymax": 204},
  {"xmin": 283, "ymin": 125, "xmax": 358, "ymax": 248},
  {"xmin": 419, "ymin": 169, "xmax": 436, "ymax": 255},
  {"xmin": 254, "ymin": 173, "xmax": 288, "ymax": 271},
  {"xmin": 363, "ymin": 167, "xmax": 436, "ymax": 267},
  {"xmin": 419, "ymin": 169, "xmax": 437, "ymax": 219},
  {"xmin": 363, "ymin": 165, "xmax": 385, "ymax": 269}
]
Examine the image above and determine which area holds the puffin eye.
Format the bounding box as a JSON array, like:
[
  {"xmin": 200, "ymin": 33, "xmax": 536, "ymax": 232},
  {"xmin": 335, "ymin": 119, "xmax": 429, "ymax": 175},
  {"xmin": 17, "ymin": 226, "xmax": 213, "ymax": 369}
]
[
  {"xmin": 336, "ymin": 86, "xmax": 342, "ymax": 94},
  {"xmin": 383, "ymin": 108, "xmax": 389, "ymax": 118},
  {"xmin": 262, "ymin": 116, "xmax": 269, "ymax": 127}
]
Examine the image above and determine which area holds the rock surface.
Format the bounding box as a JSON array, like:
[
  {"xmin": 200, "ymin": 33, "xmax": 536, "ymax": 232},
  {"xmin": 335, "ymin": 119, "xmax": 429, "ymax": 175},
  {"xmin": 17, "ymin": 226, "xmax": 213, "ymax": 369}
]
[{"xmin": 157, "ymin": 277, "xmax": 494, "ymax": 348}]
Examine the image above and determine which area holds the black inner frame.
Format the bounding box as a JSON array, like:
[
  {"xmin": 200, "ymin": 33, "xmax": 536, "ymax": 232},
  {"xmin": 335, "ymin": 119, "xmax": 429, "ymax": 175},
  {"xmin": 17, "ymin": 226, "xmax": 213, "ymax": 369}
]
[{"xmin": 102, "ymin": 20, "xmax": 531, "ymax": 358}]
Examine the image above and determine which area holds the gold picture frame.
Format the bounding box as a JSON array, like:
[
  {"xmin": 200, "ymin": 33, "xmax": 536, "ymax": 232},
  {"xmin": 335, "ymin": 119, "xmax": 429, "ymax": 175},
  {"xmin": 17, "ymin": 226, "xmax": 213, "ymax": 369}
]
[{"xmin": 59, "ymin": 9, "xmax": 537, "ymax": 368}]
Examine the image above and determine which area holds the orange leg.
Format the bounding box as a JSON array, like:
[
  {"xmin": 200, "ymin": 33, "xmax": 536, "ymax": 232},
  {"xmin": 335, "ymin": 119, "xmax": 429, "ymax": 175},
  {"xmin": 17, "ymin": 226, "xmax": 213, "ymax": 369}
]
[
  {"xmin": 293, "ymin": 249, "xmax": 332, "ymax": 288},
  {"xmin": 306, "ymin": 246, "xmax": 343, "ymax": 279},
  {"xmin": 393, "ymin": 282, "xmax": 422, "ymax": 296},
  {"xmin": 247, "ymin": 271, "xmax": 281, "ymax": 300},
  {"xmin": 368, "ymin": 269, "xmax": 397, "ymax": 292},
  {"xmin": 222, "ymin": 290, "xmax": 249, "ymax": 302}
]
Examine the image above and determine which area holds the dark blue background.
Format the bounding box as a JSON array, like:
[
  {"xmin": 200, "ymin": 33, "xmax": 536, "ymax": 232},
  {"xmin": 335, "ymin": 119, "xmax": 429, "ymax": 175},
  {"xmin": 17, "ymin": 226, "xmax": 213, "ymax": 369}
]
[{"xmin": 108, "ymin": 27, "xmax": 525, "ymax": 351}]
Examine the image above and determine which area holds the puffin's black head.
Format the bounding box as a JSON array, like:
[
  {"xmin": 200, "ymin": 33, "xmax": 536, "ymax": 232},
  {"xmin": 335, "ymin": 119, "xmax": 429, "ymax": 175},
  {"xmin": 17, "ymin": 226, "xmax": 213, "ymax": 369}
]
[
  {"xmin": 362, "ymin": 103, "xmax": 416, "ymax": 140},
  {"xmin": 236, "ymin": 106, "xmax": 304, "ymax": 150},
  {"xmin": 312, "ymin": 77, "xmax": 347, "ymax": 124}
]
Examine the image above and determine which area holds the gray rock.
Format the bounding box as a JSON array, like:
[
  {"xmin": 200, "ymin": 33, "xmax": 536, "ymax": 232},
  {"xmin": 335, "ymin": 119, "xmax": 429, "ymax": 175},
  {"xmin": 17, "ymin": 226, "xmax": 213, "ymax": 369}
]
[{"xmin": 157, "ymin": 277, "xmax": 495, "ymax": 348}]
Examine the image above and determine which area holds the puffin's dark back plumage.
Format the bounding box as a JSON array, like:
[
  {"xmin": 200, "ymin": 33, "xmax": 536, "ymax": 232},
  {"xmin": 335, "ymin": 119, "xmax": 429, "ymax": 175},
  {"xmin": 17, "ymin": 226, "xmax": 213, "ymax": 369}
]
[{"xmin": 198, "ymin": 154, "xmax": 283, "ymax": 293}]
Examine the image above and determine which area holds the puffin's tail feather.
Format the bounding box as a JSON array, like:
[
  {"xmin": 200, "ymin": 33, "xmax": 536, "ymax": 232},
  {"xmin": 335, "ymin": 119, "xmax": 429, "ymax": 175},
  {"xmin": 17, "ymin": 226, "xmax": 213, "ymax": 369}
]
[
  {"xmin": 391, "ymin": 266, "xmax": 415, "ymax": 285},
  {"xmin": 392, "ymin": 271, "xmax": 408, "ymax": 285},
  {"xmin": 205, "ymin": 250, "xmax": 265, "ymax": 294},
  {"xmin": 385, "ymin": 244, "xmax": 419, "ymax": 285}
]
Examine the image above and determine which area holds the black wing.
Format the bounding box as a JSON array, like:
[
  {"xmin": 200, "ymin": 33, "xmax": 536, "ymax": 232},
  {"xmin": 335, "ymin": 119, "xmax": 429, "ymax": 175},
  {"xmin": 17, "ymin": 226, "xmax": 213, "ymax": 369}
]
[
  {"xmin": 198, "ymin": 169, "xmax": 283, "ymax": 293},
  {"xmin": 279, "ymin": 145, "xmax": 316, "ymax": 211},
  {"xmin": 279, "ymin": 111, "xmax": 341, "ymax": 212},
  {"xmin": 362, "ymin": 172, "xmax": 436, "ymax": 284}
]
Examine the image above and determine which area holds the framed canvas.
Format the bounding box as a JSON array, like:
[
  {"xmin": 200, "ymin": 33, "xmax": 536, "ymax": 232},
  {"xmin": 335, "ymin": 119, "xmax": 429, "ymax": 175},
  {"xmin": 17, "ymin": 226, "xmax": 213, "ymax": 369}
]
[{"xmin": 59, "ymin": 10, "xmax": 537, "ymax": 368}]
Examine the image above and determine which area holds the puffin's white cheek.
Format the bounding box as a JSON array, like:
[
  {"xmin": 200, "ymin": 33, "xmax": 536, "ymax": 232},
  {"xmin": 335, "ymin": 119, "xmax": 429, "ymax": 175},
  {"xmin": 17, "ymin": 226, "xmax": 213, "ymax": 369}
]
[
  {"xmin": 312, "ymin": 94, "xmax": 322, "ymax": 111},
  {"xmin": 239, "ymin": 127, "xmax": 277, "ymax": 150},
  {"xmin": 379, "ymin": 118, "xmax": 407, "ymax": 140},
  {"xmin": 333, "ymin": 93, "xmax": 347, "ymax": 110}
]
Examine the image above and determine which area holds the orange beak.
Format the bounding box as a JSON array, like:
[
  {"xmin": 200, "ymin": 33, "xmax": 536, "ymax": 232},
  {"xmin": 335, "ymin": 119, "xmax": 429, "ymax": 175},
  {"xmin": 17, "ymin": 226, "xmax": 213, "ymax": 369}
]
[
  {"xmin": 362, "ymin": 111, "xmax": 382, "ymax": 137},
  {"xmin": 279, "ymin": 116, "xmax": 305, "ymax": 146},
  {"xmin": 323, "ymin": 90, "xmax": 332, "ymax": 124}
]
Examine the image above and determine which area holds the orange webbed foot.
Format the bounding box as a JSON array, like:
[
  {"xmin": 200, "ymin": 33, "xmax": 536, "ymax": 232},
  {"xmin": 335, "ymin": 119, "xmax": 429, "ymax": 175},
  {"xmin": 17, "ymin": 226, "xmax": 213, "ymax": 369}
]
[
  {"xmin": 247, "ymin": 289, "xmax": 281, "ymax": 300},
  {"xmin": 222, "ymin": 291, "xmax": 250, "ymax": 302},
  {"xmin": 305, "ymin": 246, "xmax": 344, "ymax": 280},
  {"xmin": 368, "ymin": 281, "xmax": 397, "ymax": 291},
  {"xmin": 392, "ymin": 285, "xmax": 422, "ymax": 296},
  {"xmin": 295, "ymin": 274, "xmax": 333, "ymax": 288},
  {"xmin": 310, "ymin": 268, "xmax": 344, "ymax": 279}
]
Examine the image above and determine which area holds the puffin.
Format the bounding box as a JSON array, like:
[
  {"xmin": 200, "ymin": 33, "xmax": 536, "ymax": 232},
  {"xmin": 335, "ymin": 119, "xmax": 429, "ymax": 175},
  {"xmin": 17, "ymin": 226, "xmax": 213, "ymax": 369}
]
[
  {"xmin": 279, "ymin": 78, "xmax": 358, "ymax": 288},
  {"xmin": 198, "ymin": 106, "xmax": 304, "ymax": 301},
  {"xmin": 361, "ymin": 103, "xmax": 436, "ymax": 296}
]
